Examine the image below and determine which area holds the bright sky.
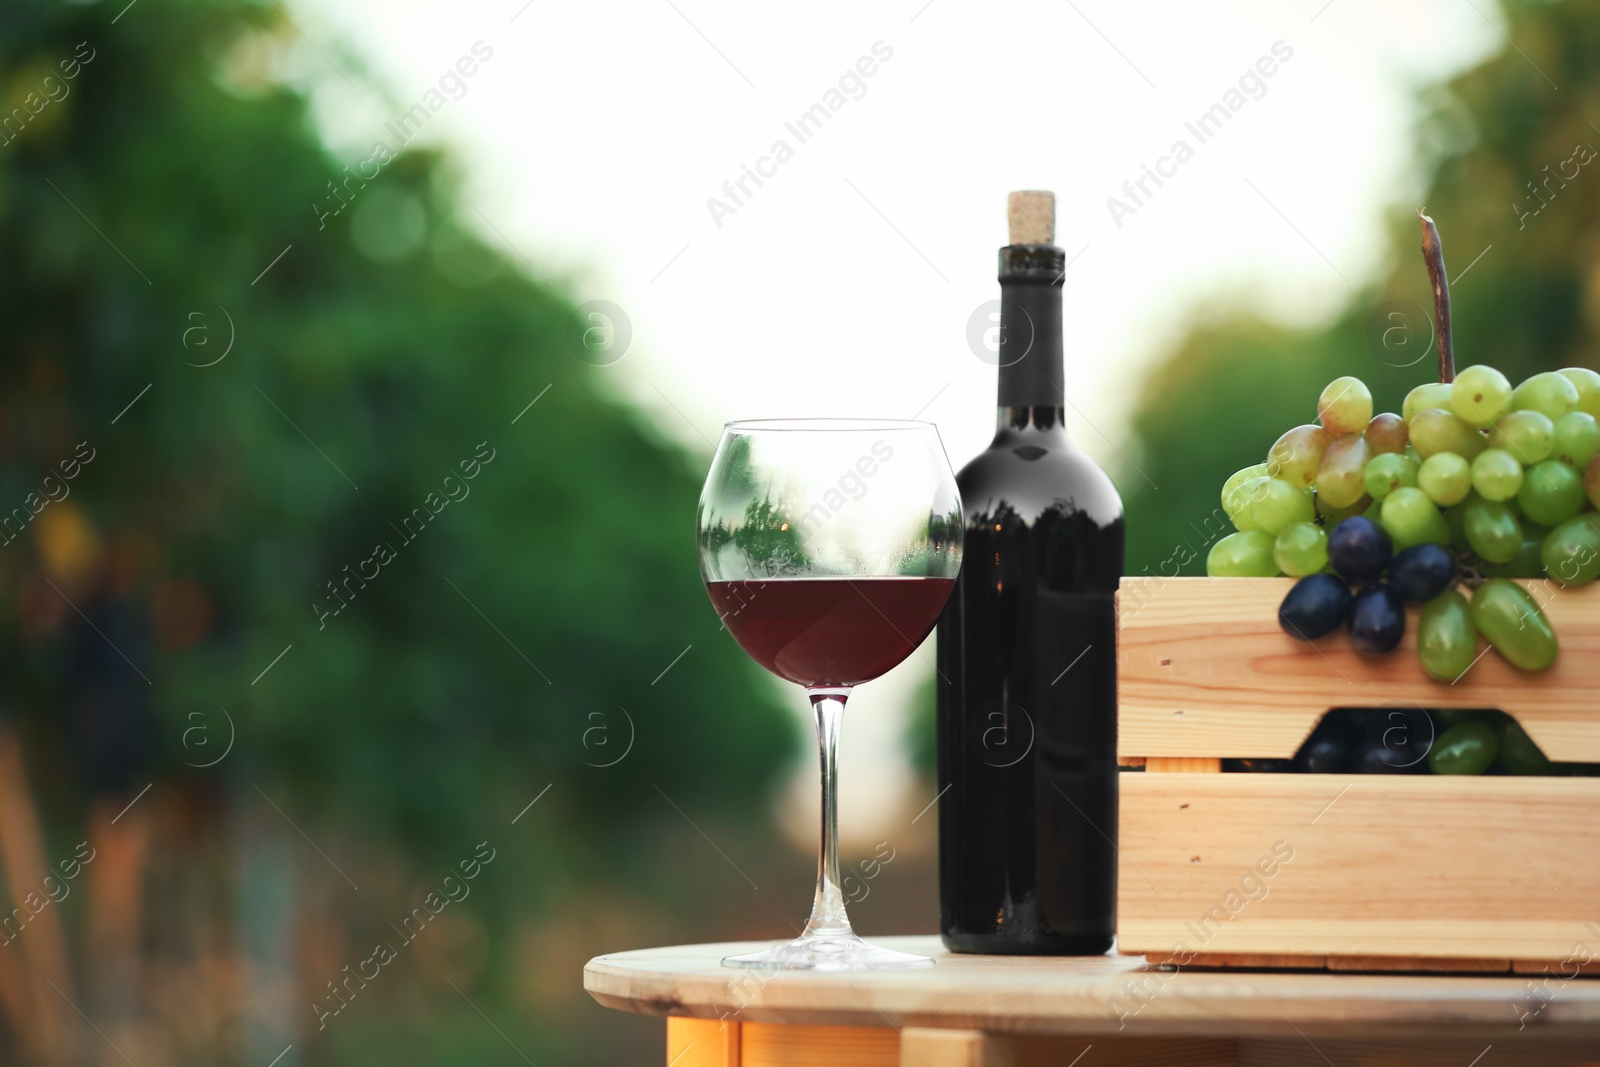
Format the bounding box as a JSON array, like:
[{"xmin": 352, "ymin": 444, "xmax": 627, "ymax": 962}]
[{"xmin": 290, "ymin": 0, "xmax": 1497, "ymax": 846}]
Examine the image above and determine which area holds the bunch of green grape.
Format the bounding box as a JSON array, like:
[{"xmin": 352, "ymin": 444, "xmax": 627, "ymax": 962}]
[{"xmin": 1207, "ymin": 366, "xmax": 1600, "ymax": 676}]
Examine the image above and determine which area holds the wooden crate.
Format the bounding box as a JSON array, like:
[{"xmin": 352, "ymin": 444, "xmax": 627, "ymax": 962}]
[{"xmin": 1115, "ymin": 576, "xmax": 1600, "ymax": 974}]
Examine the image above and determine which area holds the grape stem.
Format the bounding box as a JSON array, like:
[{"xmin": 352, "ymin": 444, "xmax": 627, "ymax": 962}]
[{"xmin": 1419, "ymin": 210, "xmax": 1456, "ymax": 384}]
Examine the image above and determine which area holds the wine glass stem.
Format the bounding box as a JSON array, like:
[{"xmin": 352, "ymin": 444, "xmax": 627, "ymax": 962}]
[{"xmin": 803, "ymin": 686, "xmax": 852, "ymax": 940}]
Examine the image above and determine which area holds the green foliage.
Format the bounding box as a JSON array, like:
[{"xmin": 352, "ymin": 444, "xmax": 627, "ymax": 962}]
[{"xmin": 5, "ymin": 0, "xmax": 793, "ymax": 828}]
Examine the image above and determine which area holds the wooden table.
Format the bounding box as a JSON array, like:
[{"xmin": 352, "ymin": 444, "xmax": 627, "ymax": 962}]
[{"xmin": 585, "ymin": 936, "xmax": 1600, "ymax": 1066}]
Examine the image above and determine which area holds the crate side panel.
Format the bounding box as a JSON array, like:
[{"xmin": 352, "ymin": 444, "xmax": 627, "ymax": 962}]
[{"xmin": 1118, "ymin": 773, "xmax": 1600, "ymax": 961}]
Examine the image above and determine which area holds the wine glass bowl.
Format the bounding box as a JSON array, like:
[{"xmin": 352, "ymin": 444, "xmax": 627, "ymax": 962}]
[
  {"xmin": 698, "ymin": 419, "xmax": 962, "ymax": 582},
  {"xmin": 697, "ymin": 419, "xmax": 962, "ymax": 970}
]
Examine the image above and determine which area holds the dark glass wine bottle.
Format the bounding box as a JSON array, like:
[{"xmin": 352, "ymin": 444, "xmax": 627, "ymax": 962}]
[{"xmin": 936, "ymin": 192, "xmax": 1125, "ymax": 955}]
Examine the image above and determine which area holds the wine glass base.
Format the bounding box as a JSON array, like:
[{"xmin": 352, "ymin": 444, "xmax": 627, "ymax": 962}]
[{"xmin": 722, "ymin": 932, "xmax": 934, "ymax": 972}]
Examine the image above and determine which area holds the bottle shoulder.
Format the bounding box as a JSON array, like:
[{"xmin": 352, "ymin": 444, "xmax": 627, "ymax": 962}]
[{"xmin": 955, "ymin": 436, "xmax": 1123, "ymax": 527}]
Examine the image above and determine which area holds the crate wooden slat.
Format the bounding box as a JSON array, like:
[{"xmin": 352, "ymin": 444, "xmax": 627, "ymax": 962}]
[
  {"xmin": 1116, "ymin": 576, "xmax": 1600, "ymax": 762},
  {"xmin": 1118, "ymin": 773, "xmax": 1600, "ymax": 962}
]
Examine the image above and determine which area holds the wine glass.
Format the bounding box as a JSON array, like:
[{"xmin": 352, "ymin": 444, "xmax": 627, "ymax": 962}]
[{"xmin": 697, "ymin": 419, "xmax": 963, "ymax": 971}]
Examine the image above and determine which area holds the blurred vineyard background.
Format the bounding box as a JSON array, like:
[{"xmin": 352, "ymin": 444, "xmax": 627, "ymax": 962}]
[{"xmin": 0, "ymin": 0, "xmax": 1595, "ymax": 1064}]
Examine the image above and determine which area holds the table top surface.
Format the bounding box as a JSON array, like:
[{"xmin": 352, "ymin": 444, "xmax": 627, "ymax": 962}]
[{"xmin": 585, "ymin": 936, "xmax": 1600, "ymax": 1040}]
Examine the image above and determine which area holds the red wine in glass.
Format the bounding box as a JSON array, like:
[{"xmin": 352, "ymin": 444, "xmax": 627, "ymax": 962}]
[
  {"xmin": 697, "ymin": 418, "xmax": 963, "ymax": 971},
  {"xmin": 707, "ymin": 577, "xmax": 954, "ymax": 687}
]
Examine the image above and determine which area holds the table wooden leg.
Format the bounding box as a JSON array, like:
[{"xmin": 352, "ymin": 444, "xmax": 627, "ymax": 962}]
[
  {"xmin": 900, "ymin": 1028, "xmax": 1014, "ymax": 1067},
  {"xmin": 664, "ymin": 1024, "xmax": 1600, "ymax": 1067},
  {"xmin": 741, "ymin": 1021, "xmax": 899, "ymax": 1064},
  {"xmin": 667, "ymin": 1017, "xmax": 740, "ymax": 1066}
]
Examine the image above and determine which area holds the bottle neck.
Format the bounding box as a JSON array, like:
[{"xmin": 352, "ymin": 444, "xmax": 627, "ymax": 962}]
[
  {"xmin": 998, "ymin": 404, "xmax": 1067, "ymax": 434},
  {"xmin": 995, "ymin": 243, "xmax": 1066, "ymax": 435}
]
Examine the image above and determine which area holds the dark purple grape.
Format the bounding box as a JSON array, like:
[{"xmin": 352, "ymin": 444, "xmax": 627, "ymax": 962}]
[
  {"xmin": 1292, "ymin": 729, "xmax": 1356, "ymax": 771},
  {"xmin": 1297, "ymin": 737, "xmax": 1352, "ymax": 772},
  {"xmin": 1278, "ymin": 573, "xmax": 1353, "ymax": 641},
  {"xmin": 1348, "ymin": 582, "xmax": 1406, "ymax": 653},
  {"xmin": 1294, "ymin": 714, "xmax": 1361, "ymax": 773},
  {"xmin": 1327, "ymin": 516, "xmax": 1393, "ymax": 580},
  {"xmin": 1223, "ymin": 758, "xmax": 1297, "ymax": 773},
  {"xmin": 1361, "ymin": 707, "xmax": 1433, "ymax": 771},
  {"xmin": 1356, "ymin": 741, "xmax": 1428, "ymax": 773},
  {"xmin": 1388, "ymin": 543, "xmax": 1455, "ymax": 602}
]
